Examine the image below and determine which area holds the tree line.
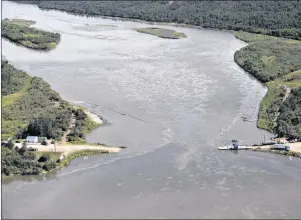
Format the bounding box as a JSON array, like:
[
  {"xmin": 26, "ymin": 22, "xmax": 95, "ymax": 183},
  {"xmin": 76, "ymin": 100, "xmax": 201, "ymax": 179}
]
[
  {"xmin": 277, "ymin": 88, "xmax": 301, "ymax": 139},
  {"xmin": 2, "ymin": 61, "xmax": 97, "ymax": 142},
  {"xmin": 1, "ymin": 141, "xmax": 57, "ymax": 177},
  {"xmin": 16, "ymin": 0, "xmax": 301, "ymax": 40}
]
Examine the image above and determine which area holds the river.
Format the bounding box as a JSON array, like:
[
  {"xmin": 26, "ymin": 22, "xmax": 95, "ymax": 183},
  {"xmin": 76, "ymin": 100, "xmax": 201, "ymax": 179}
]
[{"xmin": 2, "ymin": 1, "xmax": 301, "ymax": 219}]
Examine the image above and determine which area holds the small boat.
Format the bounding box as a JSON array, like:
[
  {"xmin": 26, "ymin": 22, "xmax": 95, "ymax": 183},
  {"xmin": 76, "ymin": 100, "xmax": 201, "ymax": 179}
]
[{"xmin": 218, "ymin": 145, "xmax": 253, "ymax": 150}]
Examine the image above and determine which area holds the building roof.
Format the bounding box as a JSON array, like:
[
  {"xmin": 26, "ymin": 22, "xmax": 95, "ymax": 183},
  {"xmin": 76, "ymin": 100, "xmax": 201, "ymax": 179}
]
[{"xmin": 26, "ymin": 136, "xmax": 38, "ymax": 141}]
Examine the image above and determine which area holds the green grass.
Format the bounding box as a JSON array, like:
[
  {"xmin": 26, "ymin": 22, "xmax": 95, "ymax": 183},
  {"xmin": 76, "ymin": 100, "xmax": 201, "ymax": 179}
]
[
  {"xmin": 258, "ymin": 82, "xmax": 282, "ymax": 131},
  {"xmin": 57, "ymin": 150, "xmax": 109, "ymax": 169},
  {"xmin": 3, "ymin": 18, "xmax": 36, "ymax": 26},
  {"xmin": 82, "ymin": 116, "xmax": 100, "ymax": 135},
  {"xmin": 234, "ymin": 31, "xmax": 279, "ymax": 43},
  {"xmin": 33, "ymin": 151, "xmax": 61, "ymax": 163},
  {"xmin": 95, "ymin": 24, "xmax": 117, "ymax": 27},
  {"xmin": 136, "ymin": 27, "xmax": 187, "ymax": 39},
  {"xmin": 2, "ymin": 78, "xmax": 31, "ymax": 107},
  {"xmin": 46, "ymin": 42, "xmax": 57, "ymax": 50}
]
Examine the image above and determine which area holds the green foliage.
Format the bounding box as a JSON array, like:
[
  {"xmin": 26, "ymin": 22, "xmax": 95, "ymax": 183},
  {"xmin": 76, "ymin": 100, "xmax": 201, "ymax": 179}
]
[
  {"xmin": 2, "ymin": 72, "xmax": 72, "ymax": 140},
  {"xmin": 2, "ymin": 140, "xmax": 15, "ymax": 150},
  {"xmin": 57, "ymin": 150, "xmax": 109, "ymax": 169},
  {"xmin": 257, "ymin": 82, "xmax": 284, "ymax": 131},
  {"xmin": 22, "ymin": 151, "xmax": 36, "ymax": 160},
  {"xmin": 18, "ymin": 1, "xmax": 301, "ymax": 40},
  {"xmin": 1, "ymin": 18, "xmax": 60, "ymax": 50},
  {"xmin": 277, "ymin": 88, "xmax": 301, "ymax": 138},
  {"xmin": 37, "ymin": 154, "xmax": 50, "ymax": 163},
  {"xmin": 234, "ymin": 32, "xmax": 301, "ymax": 138},
  {"xmin": 1, "ymin": 145, "xmax": 59, "ymax": 177},
  {"xmin": 1, "ymin": 61, "xmax": 30, "ymax": 96},
  {"xmin": 136, "ymin": 28, "xmax": 186, "ymax": 39},
  {"xmin": 42, "ymin": 161, "xmax": 56, "ymax": 171},
  {"xmin": 67, "ymin": 109, "xmax": 99, "ymax": 142},
  {"xmin": 2, "ymin": 62, "xmax": 100, "ymax": 142},
  {"xmin": 234, "ymin": 31, "xmax": 280, "ymax": 43},
  {"xmin": 234, "ymin": 39, "xmax": 301, "ymax": 83},
  {"xmin": 2, "ymin": 18, "xmax": 36, "ymax": 26}
]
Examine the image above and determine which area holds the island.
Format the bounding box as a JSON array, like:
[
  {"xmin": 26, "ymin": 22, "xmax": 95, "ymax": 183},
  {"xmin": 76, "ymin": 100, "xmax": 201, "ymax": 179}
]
[
  {"xmin": 1, "ymin": 61, "xmax": 120, "ymax": 178},
  {"xmin": 1, "ymin": 18, "xmax": 60, "ymax": 50},
  {"xmin": 136, "ymin": 27, "xmax": 187, "ymax": 39},
  {"xmin": 95, "ymin": 24, "xmax": 118, "ymax": 27}
]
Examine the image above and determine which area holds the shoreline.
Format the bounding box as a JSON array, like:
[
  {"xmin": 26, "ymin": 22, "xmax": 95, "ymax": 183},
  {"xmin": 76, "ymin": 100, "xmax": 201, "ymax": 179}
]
[
  {"xmin": 1, "ymin": 149, "xmax": 114, "ymax": 181},
  {"xmin": 251, "ymin": 142, "xmax": 301, "ymax": 158},
  {"xmin": 21, "ymin": 1, "xmax": 294, "ymax": 41},
  {"xmin": 84, "ymin": 109, "xmax": 103, "ymax": 125},
  {"xmin": 24, "ymin": 143, "xmax": 121, "ymax": 154}
]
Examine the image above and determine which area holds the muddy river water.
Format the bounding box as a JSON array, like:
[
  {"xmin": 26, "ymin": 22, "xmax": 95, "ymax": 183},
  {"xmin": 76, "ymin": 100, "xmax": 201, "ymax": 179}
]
[{"xmin": 2, "ymin": 1, "xmax": 301, "ymax": 219}]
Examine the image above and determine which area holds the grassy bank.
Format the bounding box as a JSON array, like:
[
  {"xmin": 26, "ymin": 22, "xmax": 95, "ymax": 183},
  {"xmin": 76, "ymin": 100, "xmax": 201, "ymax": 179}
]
[
  {"xmin": 234, "ymin": 31, "xmax": 301, "ymax": 138},
  {"xmin": 4, "ymin": 18, "xmax": 36, "ymax": 26},
  {"xmin": 251, "ymin": 148, "xmax": 301, "ymax": 158},
  {"xmin": 1, "ymin": 141, "xmax": 109, "ymax": 179},
  {"xmin": 136, "ymin": 27, "xmax": 186, "ymax": 39},
  {"xmin": 1, "ymin": 61, "xmax": 100, "ymax": 142},
  {"xmin": 56, "ymin": 150, "xmax": 109, "ymax": 169},
  {"xmin": 1, "ymin": 142, "xmax": 61, "ymax": 179},
  {"xmin": 1, "ymin": 18, "xmax": 60, "ymax": 50}
]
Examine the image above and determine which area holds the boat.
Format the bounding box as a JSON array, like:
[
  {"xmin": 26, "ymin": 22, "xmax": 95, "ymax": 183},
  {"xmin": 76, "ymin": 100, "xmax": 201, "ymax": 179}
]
[
  {"xmin": 218, "ymin": 139, "xmax": 253, "ymax": 150},
  {"xmin": 218, "ymin": 145, "xmax": 253, "ymax": 150}
]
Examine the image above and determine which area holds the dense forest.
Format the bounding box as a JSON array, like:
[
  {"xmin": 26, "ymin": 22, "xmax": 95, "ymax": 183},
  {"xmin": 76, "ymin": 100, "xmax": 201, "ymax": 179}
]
[
  {"xmin": 1, "ymin": 140, "xmax": 108, "ymax": 177},
  {"xmin": 1, "ymin": 18, "xmax": 60, "ymax": 50},
  {"xmin": 277, "ymin": 88, "xmax": 301, "ymax": 138},
  {"xmin": 234, "ymin": 32, "xmax": 301, "ymax": 138},
  {"xmin": 1, "ymin": 61, "xmax": 99, "ymax": 141},
  {"xmin": 7, "ymin": 1, "xmax": 301, "ymax": 139},
  {"xmin": 234, "ymin": 38, "xmax": 301, "ymax": 83},
  {"xmin": 1, "ymin": 60, "xmax": 30, "ymax": 96},
  {"xmin": 1, "ymin": 141, "xmax": 59, "ymax": 177},
  {"xmin": 15, "ymin": 1, "xmax": 301, "ymax": 40}
]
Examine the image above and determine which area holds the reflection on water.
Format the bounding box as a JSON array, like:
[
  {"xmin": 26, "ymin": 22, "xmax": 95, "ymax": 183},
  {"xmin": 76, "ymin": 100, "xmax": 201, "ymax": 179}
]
[{"xmin": 2, "ymin": 1, "xmax": 301, "ymax": 219}]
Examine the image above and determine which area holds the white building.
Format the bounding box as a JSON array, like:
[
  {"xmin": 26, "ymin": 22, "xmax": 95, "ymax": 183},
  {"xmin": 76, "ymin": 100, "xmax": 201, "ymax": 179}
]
[{"xmin": 26, "ymin": 136, "xmax": 38, "ymax": 143}]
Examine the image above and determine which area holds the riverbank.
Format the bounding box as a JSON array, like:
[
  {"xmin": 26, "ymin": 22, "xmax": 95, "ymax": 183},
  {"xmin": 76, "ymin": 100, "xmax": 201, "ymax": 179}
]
[
  {"xmin": 1, "ymin": 60, "xmax": 120, "ymax": 179},
  {"xmin": 234, "ymin": 31, "xmax": 301, "ymax": 139},
  {"xmin": 1, "ymin": 148, "xmax": 115, "ymax": 180},
  {"xmin": 1, "ymin": 61, "xmax": 101, "ymax": 142},
  {"xmin": 18, "ymin": 1, "xmax": 301, "ymax": 40},
  {"xmin": 251, "ymin": 142, "xmax": 301, "ymax": 158},
  {"xmin": 12, "ymin": 1, "xmax": 301, "ymax": 139},
  {"xmin": 22, "ymin": 143, "xmax": 120, "ymax": 154}
]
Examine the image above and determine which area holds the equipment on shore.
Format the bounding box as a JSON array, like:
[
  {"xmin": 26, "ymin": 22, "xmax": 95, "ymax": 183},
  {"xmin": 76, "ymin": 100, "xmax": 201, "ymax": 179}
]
[{"xmin": 272, "ymin": 144, "xmax": 290, "ymax": 151}]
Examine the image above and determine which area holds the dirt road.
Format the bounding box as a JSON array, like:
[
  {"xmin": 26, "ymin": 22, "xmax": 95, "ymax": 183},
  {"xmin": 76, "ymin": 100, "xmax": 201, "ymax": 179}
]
[{"xmin": 18, "ymin": 143, "xmax": 120, "ymax": 153}]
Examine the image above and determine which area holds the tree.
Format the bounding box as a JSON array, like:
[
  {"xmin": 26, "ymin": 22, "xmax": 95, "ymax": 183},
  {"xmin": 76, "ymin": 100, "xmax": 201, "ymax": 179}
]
[
  {"xmin": 5, "ymin": 140, "xmax": 15, "ymax": 150},
  {"xmin": 42, "ymin": 161, "xmax": 56, "ymax": 171},
  {"xmin": 22, "ymin": 151, "xmax": 36, "ymax": 160},
  {"xmin": 38, "ymin": 154, "xmax": 50, "ymax": 162}
]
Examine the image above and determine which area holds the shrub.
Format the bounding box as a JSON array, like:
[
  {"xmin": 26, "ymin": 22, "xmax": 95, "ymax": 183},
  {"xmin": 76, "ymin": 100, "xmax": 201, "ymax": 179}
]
[
  {"xmin": 42, "ymin": 161, "xmax": 56, "ymax": 171},
  {"xmin": 22, "ymin": 151, "xmax": 36, "ymax": 160},
  {"xmin": 38, "ymin": 154, "xmax": 50, "ymax": 162},
  {"xmin": 41, "ymin": 140, "xmax": 48, "ymax": 146}
]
